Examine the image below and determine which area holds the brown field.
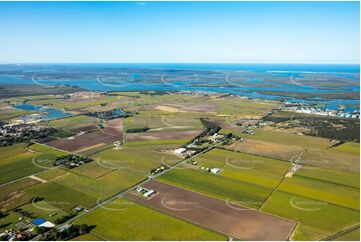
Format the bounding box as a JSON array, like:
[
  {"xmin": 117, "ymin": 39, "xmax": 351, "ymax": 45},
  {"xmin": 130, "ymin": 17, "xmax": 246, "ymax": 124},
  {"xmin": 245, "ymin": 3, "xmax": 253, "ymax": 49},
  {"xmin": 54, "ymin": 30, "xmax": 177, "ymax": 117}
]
[
  {"xmin": 70, "ymin": 125, "xmax": 98, "ymax": 133},
  {"xmin": 125, "ymin": 180, "xmax": 296, "ymax": 241},
  {"xmin": 126, "ymin": 130, "xmax": 202, "ymax": 142},
  {"xmin": 45, "ymin": 118, "xmax": 123, "ymax": 154},
  {"xmin": 224, "ymin": 139, "xmax": 304, "ymax": 161},
  {"xmin": 301, "ymin": 148, "xmax": 360, "ymax": 173}
]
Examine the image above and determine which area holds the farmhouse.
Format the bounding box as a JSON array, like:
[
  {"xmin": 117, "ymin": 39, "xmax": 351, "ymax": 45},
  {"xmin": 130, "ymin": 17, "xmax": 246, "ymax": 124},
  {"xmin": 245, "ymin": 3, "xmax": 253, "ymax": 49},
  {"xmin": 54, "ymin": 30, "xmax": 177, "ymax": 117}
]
[
  {"xmin": 135, "ymin": 186, "xmax": 157, "ymax": 198},
  {"xmin": 143, "ymin": 189, "xmax": 156, "ymax": 198},
  {"xmin": 174, "ymin": 147, "xmax": 186, "ymax": 155},
  {"xmin": 210, "ymin": 168, "xmax": 221, "ymax": 175}
]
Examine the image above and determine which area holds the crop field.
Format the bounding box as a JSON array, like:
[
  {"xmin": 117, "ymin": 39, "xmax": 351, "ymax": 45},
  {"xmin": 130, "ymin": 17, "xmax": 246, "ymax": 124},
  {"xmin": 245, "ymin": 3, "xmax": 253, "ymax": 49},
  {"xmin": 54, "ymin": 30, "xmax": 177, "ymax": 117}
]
[
  {"xmin": 158, "ymin": 167, "xmax": 273, "ymax": 209},
  {"xmin": 295, "ymin": 165, "xmax": 360, "ymax": 188},
  {"xmin": 278, "ymin": 176, "xmax": 359, "ymax": 210},
  {"xmin": 300, "ymin": 148, "xmax": 360, "ymax": 173},
  {"xmin": 18, "ymin": 201, "xmax": 69, "ymax": 223},
  {"xmin": 71, "ymin": 161, "xmax": 113, "ymax": 179},
  {"xmin": 0, "ymin": 178, "xmax": 39, "ymax": 211},
  {"xmin": 53, "ymin": 170, "xmax": 145, "ymax": 200},
  {"xmin": 36, "ymin": 167, "xmax": 69, "ymax": 181},
  {"xmin": 241, "ymin": 128, "xmax": 333, "ymax": 149},
  {"xmin": 331, "ymin": 142, "xmax": 360, "ymax": 155},
  {"xmin": 48, "ymin": 115, "xmax": 99, "ymax": 132},
  {"xmin": 24, "ymin": 181, "xmax": 97, "ymax": 211},
  {"xmin": 28, "ymin": 95, "xmax": 120, "ymax": 111},
  {"xmin": 45, "ymin": 118, "xmax": 123, "ymax": 155},
  {"xmin": 0, "ymin": 144, "xmax": 47, "ymax": 184},
  {"xmin": 91, "ymin": 145, "xmax": 182, "ymax": 174},
  {"xmin": 329, "ymin": 227, "xmax": 360, "ymax": 241},
  {"xmin": 0, "ymin": 91, "xmax": 359, "ymax": 241},
  {"xmin": 74, "ymin": 197, "xmax": 227, "ymax": 241},
  {"xmin": 126, "ymin": 130, "xmax": 202, "ymax": 142},
  {"xmin": 124, "ymin": 138, "xmax": 189, "ymax": 147},
  {"xmin": 126, "ymin": 180, "xmax": 295, "ymax": 240},
  {"xmin": 29, "ymin": 143, "xmax": 69, "ymax": 156},
  {"xmin": 261, "ymin": 191, "xmax": 360, "ymax": 240},
  {"xmin": 193, "ymin": 148, "xmax": 290, "ymax": 188},
  {"xmin": 224, "ymin": 139, "xmax": 304, "ymax": 161}
]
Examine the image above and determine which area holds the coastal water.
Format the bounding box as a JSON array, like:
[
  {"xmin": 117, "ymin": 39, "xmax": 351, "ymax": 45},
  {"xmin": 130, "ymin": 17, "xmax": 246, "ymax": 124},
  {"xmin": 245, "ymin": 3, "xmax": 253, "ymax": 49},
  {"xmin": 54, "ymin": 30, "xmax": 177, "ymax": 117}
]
[
  {"xmin": 14, "ymin": 104, "xmax": 73, "ymax": 121},
  {"xmin": 1, "ymin": 63, "xmax": 359, "ymax": 112}
]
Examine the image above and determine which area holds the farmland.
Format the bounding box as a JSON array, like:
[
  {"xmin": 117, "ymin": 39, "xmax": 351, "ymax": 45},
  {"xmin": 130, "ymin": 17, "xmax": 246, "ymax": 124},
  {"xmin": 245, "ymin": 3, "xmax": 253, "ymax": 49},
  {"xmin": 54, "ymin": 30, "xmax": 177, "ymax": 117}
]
[
  {"xmin": 261, "ymin": 191, "xmax": 360, "ymax": 240},
  {"xmin": 74, "ymin": 198, "xmax": 227, "ymax": 241},
  {"xmin": 0, "ymin": 90, "xmax": 359, "ymax": 241},
  {"xmin": 48, "ymin": 115, "xmax": 98, "ymax": 133},
  {"xmin": 158, "ymin": 167, "xmax": 273, "ymax": 209},
  {"xmin": 0, "ymin": 143, "xmax": 68, "ymax": 184},
  {"xmin": 91, "ymin": 144, "xmax": 182, "ymax": 174}
]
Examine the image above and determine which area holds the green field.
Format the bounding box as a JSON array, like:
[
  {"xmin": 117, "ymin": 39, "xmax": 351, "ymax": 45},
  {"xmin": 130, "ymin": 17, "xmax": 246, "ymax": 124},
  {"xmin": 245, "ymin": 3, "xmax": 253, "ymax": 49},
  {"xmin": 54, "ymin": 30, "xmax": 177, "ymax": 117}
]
[
  {"xmin": 242, "ymin": 128, "xmax": 333, "ymax": 149},
  {"xmin": 124, "ymin": 138, "xmax": 189, "ymax": 147},
  {"xmin": 54, "ymin": 170, "xmax": 145, "ymax": 200},
  {"xmin": 71, "ymin": 161, "xmax": 113, "ymax": 179},
  {"xmin": 24, "ymin": 181, "xmax": 97, "ymax": 211},
  {"xmin": 18, "ymin": 201, "xmax": 69, "ymax": 223},
  {"xmin": 91, "ymin": 145, "xmax": 182, "ymax": 174},
  {"xmin": 278, "ymin": 176, "xmax": 359, "ymax": 210},
  {"xmin": 329, "ymin": 227, "xmax": 360, "ymax": 241},
  {"xmin": 296, "ymin": 165, "xmax": 360, "ymax": 189},
  {"xmin": 193, "ymin": 148, "xmax": 290, "ymax": 188},
  {"xmin": 158, "ymin": 167, "xmax": 273, "ymax": 209},
  {"xmin": 0, "ymin": 178, "xmax": 39, "ymax": 211},
  {"xmin": 261, "ymin": 191, "xmax": 360, "ymax": 240},
  {"xmin": 0, "ymin": 144, "xmax": 43, "ymax": 184},
  {"xmin": 28, "ymin": 95, "xmax": 120, "ymax": 111},
  {"xmin": 0, "ymin": 106, "xmax": 38, "ymax": 121},
  {"xmin": 48, "ymin": 115, "xmax": 98, "ymax": 131},
  {"xmin": 0, "ymin": 143, "xmax": 69, "ymax": 184},
  {"xmin": 36, "ymin": 167, "xmax": 68, "ymax": 181},
  {"xmin": 331, "ymin": 142, "xmax": 360, "ymax": 155},
  {"xmin": 74, "ymin": 198, "xmax": 227, "ymax": 240},
  {"xmin": 71, "ymin": 233, "xmax": 105, "ymax": 241}
]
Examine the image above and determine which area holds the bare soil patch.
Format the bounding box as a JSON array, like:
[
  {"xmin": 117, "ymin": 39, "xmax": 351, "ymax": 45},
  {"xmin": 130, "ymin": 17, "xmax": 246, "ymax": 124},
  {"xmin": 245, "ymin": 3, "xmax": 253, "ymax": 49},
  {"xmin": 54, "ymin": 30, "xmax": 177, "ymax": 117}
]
[
  {"xmin": 125, "ymin": 180, "xmax": 296, "ymax": 241},
  {"xmin": 45, "ymin": 118, "xmax": 123, "ymax": 154}
]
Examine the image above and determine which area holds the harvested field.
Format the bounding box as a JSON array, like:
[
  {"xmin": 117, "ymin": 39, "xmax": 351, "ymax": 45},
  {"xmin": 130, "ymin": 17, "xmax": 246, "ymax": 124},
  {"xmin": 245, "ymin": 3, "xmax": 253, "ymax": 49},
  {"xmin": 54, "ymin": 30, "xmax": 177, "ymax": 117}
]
[
  {"xmin": 45, "ymin": 118, "xmax": 123, "ymax": 154},
  {"xmin": 300, "ymin": 148, "xmax": 360, "ymax": 173},
  {"xmin": 70, "ymin": 125, "xmax": 98, "ymax": 133},
  {"xmin": 224, "ymin": 139, "xmax": 304, "ymax": 162},
  {"xmin": 126, "ymin": 130, "xmax": 202, "ymax": 142},
  {"xmin": 155, "ymin": 105, "xmax": 182, "ymax": 113},
  {"xmin": 125, "ymin": 180, "xmax": 296, "ymax": 241}
]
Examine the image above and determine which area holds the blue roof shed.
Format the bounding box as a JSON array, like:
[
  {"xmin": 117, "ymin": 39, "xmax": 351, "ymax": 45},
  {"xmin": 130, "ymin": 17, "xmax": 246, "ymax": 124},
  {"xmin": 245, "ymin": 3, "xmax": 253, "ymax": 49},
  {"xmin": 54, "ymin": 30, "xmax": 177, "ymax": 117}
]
[{"xmin": 32, "ymin": 218, "xmax": 46, "ymax": 226}]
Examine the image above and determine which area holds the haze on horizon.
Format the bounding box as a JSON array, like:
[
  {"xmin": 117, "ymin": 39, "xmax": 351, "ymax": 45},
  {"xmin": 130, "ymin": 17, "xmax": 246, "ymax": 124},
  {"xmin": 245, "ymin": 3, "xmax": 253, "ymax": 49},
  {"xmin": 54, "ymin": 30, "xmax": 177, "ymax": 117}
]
[{"xmin": 0, "ymin": 1, "xmax": 359, "ymax": 64}]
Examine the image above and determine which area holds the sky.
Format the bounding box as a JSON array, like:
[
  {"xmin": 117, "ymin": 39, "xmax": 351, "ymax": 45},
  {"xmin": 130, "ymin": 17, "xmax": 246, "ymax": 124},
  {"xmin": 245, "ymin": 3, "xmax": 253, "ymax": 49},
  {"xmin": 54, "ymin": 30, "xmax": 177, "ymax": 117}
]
[{"xmin": 0, "ymin": 1, "xmax": 359, "ymax": 64}]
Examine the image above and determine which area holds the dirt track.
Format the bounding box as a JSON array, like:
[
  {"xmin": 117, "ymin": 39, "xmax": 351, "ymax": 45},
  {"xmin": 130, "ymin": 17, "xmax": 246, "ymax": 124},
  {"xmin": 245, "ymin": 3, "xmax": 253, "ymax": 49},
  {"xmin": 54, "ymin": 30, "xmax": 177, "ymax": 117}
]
[{"xmin": 126, "ymin": 180, "xmax": 296, "ymax": 241}]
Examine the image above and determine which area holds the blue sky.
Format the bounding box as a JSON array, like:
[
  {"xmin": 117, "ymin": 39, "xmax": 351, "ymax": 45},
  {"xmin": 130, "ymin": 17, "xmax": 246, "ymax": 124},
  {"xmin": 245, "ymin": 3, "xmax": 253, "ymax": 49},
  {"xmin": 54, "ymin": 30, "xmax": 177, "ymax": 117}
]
[{"xmin": 0, "ymin": 1, "xmax": 359, "ymax": 63}]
